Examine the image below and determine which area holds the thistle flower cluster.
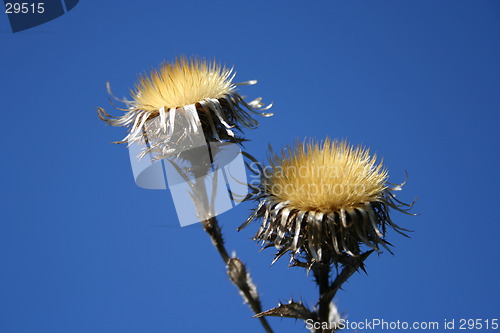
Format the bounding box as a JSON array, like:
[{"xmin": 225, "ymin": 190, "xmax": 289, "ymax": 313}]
[{"xmin": 98, "ymin": 56, "xmax": 415, "ymax": 333}]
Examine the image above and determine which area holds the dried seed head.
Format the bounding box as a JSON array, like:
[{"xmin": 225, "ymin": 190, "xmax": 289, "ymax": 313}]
[{"xmin": 240, "ymin": 138, "xmax": 414, "ymax": 265}]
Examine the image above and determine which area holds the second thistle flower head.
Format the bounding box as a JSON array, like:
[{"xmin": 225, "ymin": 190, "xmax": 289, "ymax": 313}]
[{"xmin": 240, "ymin": 138, "xmax": 414, "ymax": 265}]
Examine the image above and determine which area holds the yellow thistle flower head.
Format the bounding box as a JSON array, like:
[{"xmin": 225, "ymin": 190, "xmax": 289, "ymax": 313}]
[
  {"xmin": 97, "ymin": 56, "xmax": 272, "ymax": 160},
  {"xmin": 132, "ymin": 58, "xmax": 235, "ymax": 111},
  {"xmin": 240, "ymin": 138, "xmax": 414, "ymax": 265},
  {"xmin": 268, "ymin": 139, "xmax": 388, "ymax": 213}
]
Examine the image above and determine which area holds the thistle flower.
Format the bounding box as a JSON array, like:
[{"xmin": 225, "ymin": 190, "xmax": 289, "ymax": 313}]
[
  {"xmin": 97, "ymin": 57, "xmax": 272, "ymax": 160},
  {"xmin": 240, "ymin": 138, "xmax": 414, "ymax": 265},
  {"xmin": 97, "ymin": 58, "xmax": 277, "ymax": 332}
]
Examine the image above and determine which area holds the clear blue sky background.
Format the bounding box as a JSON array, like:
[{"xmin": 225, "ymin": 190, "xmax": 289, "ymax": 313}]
[{"xmin": 1, "ymin": 1, "xmax": 499, "ymax": 332}]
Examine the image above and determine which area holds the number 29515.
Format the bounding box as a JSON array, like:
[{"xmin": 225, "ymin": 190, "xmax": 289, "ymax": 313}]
[{"xmin": 5, "ymin": 3, "xmax": 45, "ymax": 14}]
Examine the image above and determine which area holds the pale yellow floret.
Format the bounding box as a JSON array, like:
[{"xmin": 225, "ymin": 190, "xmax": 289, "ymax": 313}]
[
  {"xmin": 131, "ymin": 57, "xmax": 235, "ymax": 111},
  {"xmin": 268, "ymin": 138, "xmax": 388, "ymax": 212}
]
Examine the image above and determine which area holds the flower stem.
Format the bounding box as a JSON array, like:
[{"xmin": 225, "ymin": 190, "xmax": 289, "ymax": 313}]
[
  {"xmin": 178, "ymin": 142, "xmax": 273, "ymax": 332},
  {"xmin": 202, "ymin": 217, "xmax": 274, "ymax": 333},
  {"xmin": 311, "ymin": 251, "xmax": 374, "ymax": 332},
  {"xmin": 313, "ymin": 261, "xmax": 333, "ymax": 333},
  {"xmin": 318, "ymin": 251, "xmax": 373, "ymax": 309}
]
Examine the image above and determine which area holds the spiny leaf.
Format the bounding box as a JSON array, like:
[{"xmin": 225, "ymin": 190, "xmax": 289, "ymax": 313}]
[{"xmin": 254, "ymin": 301, "xmax": 314, "ymax": 320}]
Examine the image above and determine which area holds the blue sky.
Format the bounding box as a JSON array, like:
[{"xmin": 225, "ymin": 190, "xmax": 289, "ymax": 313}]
[{"xmin": 1, "ymin": 1, "xmax": 499, "ymax": 332}]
